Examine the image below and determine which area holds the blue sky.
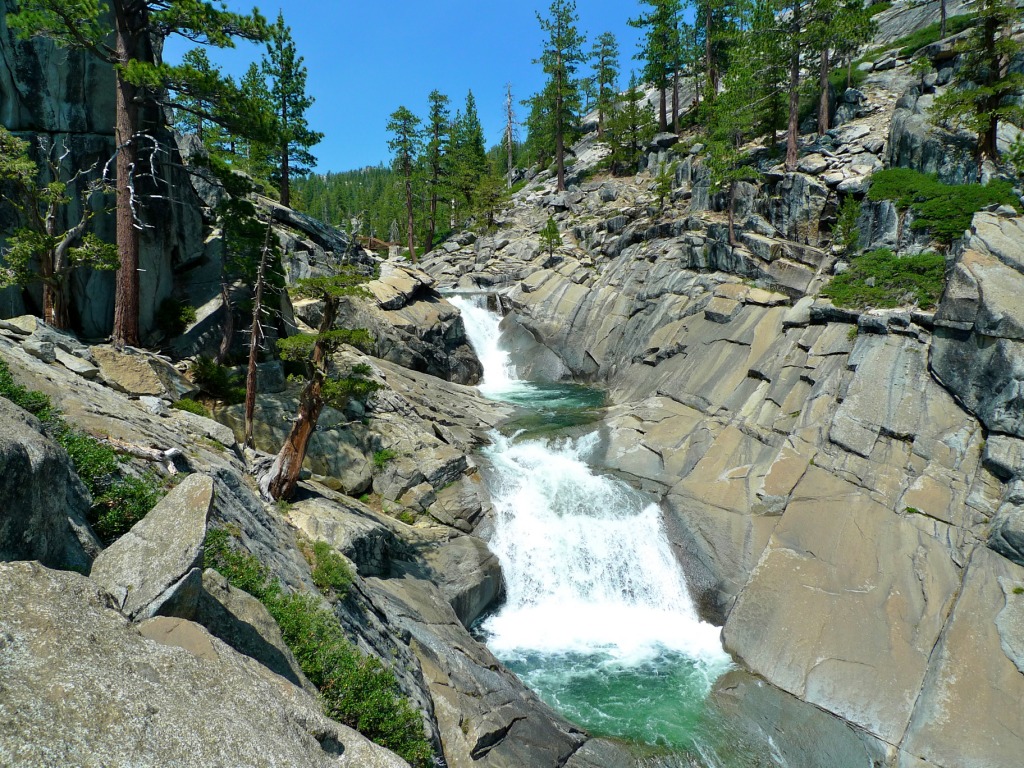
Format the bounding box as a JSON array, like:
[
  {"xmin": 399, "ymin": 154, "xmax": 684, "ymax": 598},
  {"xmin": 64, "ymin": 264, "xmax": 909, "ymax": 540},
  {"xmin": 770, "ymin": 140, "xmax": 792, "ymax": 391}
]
[{"xmin": 164, "ymin": 2, "xmax": 647, "ymax": 173}]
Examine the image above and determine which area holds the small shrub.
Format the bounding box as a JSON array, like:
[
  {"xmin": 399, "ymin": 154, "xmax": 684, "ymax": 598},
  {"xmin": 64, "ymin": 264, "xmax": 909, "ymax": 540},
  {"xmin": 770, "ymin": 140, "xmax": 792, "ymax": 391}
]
[
  {"xmin": 171, "ymin": 398, "xmax": 210, "ymax": 418},
  {"xmin": 822, "ymin": 248, "xmax": 947, "ymax": 309},
  {"xmin": 897, "ymin": 14, "xmax": 977, "ymax": 57},
  {"xmin": 866, "ymin": 0, "xmax": 891, "ymax": 16},
  {"xmin": 155, "ymin": 297, "xmax": 197, "ymax": 337},
  {"xmin": 1013, "ymin": 586, "xmax": 1024, "ymax": 595},
  {"xmin": 52, "ymin": 422, "xmax": 120, "ymax": 496},
  {"xmin": 92, "ymin": 474, "xmax": 164, "ymax": 543},
  {"xmin": 396, "ymin": 510, "xmax": 417, "ymax": 526},
  {"xmin": 0, "ymin": 357, "xmax": 54, "ymax": 421},
  {"xmin": 190, "ymin": 355, "xmax": 245, "ymax": 404},
  {"xmin": 204, "ymin": 527, "xmax": 432, "ymax": 766},
  {"xmin": 358, "ymin": 493, "xmax": 371, "ymax": 503},
  {"xmin": 373, "ymin": 448, "xmax": 397, "ymax": 469},
  {"xmin": 867, "ymin": 168, "xmax": 1020, "ymax": 244},
  {"xmin": 833, "ymin": 195, "xmax": 862, "ymax": 256},
  {"xmin": 309, "ymin": 540, "xmax": 353, "ymax": 598},
  {"xmin": 905, "ymin": 506, "xmax": 922, "ymax": 515},
  {"xmin": 847, "ymin": 326, "xmax": 859, "ymax": 341}
]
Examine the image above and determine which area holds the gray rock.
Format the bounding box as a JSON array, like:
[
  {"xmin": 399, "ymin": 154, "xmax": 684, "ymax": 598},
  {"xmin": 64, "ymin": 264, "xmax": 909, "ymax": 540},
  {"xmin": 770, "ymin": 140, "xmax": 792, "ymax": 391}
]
[
  {"xmin": 54, "ymin": 347, "xmax": 99, "ymax": 378},
  {"xmin": 989, "ymin": 503, "xmax": 1024, "ymax": 566},
  {"xmin": 90, "ymin": 345, "xmax": 198, "ymax": 401},
  {"xmin": 797, "ymin": 153, "xmax": 829, "ymax": 174},
  {"xmin": 0, "ymin": 398, "xmax": 99, "ymax": 571},
  {"xmin": 22, "ymin": 338, "xmax": 55, "ymax": 363},
  {"xmin": 194, "ymin": 568, "xmax": 313, "ymax": 692},
  {"xmin": 90, "ymin": 474, "xmax": 215, "ymax": 620},
  {"xmin": 422, "ymin": 535, "xmax": 503, "ymax": 627},
  {"xmin": 0, "ymin": 561, "xmax": 409, "ymax": 768}
]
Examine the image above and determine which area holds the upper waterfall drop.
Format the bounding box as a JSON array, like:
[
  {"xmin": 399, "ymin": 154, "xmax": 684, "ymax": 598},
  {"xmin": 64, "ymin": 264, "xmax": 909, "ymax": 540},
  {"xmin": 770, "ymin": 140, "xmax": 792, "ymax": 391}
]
[{"xmin": 448, "ymin": 294, "xmax": 519, "ymax": 393}]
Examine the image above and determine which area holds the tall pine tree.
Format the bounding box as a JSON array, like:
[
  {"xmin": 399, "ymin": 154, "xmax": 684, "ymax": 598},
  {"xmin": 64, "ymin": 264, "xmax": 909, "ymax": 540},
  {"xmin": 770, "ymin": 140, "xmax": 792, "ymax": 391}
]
[
  {"xmin": 630, "ymin": 0, "xmax": 683, "ymax": 131},
  {"xmin": 536, "ymin": 0, "xmax": 586, "ymax": 191},
  {"xmin": 9, "ymin": 0, "xmax": 266, "ymax": 347},
  {"xmin": 263, "ymin": 12, "xmax": 322, "ymax": 208},
  {"xmin": 423, "ymin": 90, "xmax": 451, "ymax": 254},
  {"xmin": 387, "ymin": 107, "xmax": 423, "ymax": 262},
  {"xmin": 590, "ymin": 32, "xmax": 620, "ymax": 138}
]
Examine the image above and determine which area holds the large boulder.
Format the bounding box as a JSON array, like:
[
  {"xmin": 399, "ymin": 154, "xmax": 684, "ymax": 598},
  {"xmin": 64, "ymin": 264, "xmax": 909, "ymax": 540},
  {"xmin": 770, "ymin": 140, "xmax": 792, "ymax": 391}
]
[
  {"xmin": 0, "ymin": 561, "xmax": 409, "ymax": 767},
  {"xmin": 0, "ymin": 397, "xmax": 99, "ymax": 571},
  {"xmin": 90, "ymin": 474, "xmax": 215, "ymax": 621},
  {"xmin": 931, "ymin": 214, "xmax": 1024, "ymax": 438}
]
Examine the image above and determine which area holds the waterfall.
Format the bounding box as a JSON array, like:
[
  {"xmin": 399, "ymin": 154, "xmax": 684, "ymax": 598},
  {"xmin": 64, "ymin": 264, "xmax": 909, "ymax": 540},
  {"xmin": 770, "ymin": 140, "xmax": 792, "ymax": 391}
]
[
  {"xmin": 450, "ymin": 291, "xmax": 730, "ymax": 750},
  {"xmin": 448, "ymin": 294, "xmax": 518, "ymax": 393}
]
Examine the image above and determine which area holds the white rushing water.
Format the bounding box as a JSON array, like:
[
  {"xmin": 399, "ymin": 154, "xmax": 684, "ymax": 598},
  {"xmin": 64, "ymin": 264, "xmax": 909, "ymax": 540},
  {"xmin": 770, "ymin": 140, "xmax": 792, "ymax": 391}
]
[{"xmin": 451, "ymin": 292, "xmax": 728, "ymax": 666}]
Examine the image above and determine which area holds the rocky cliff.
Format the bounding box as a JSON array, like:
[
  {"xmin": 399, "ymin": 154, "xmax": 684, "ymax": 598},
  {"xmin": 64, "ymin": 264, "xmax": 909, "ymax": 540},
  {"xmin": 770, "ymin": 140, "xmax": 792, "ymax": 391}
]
[{"xmin": 418, "ymin": 9, "xmax": 1024, "ymax": 766}]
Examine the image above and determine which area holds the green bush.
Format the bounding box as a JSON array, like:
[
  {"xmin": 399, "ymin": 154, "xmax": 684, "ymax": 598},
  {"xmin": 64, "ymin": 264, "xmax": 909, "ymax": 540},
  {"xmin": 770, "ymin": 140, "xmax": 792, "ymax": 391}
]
[
  {"xmin": 92, "ymin": 474, "xmax": 164, "ymax": 543},
  {"xmin": 204, "ymin": 528, "xmax": 432, "ymax": 766},
  {"xmin": 310, "ymin": 540, "xmax": 353, "ymax": 598},
  {"xmin": 155, "ymin": 297, "xmax": 197, "ymax": 338},
  {"xmin": 171, "ymin": 398, "xmax": 211, "ymax": 418},
  {"xmin": 0, "ymin": 357, "xmax": 55, "ymax": 421},
  {"xmin": 0, "ymin": 357, "xmax": 164, "ymax": 542},
  {"xmin": 373, "ymin": 448, "xmax": 397, "ymax": 469},
  {"xmin": 822, "ymin": 248, "xmax": 947, "ymax": 309},
  {"xmin": 189, "ymin": 355, "xmax": 245, "ymax": 404},
  {"xmin": 866, "ymin": 0, "xmax": 891, "ymax": 16},
  {"xmin": 867, "ymin": 168, "xmax": 1020, "ymax": 244},
  {"xmin": 897, "ymin": 14, "xmax": 977, "ymax": 56}
]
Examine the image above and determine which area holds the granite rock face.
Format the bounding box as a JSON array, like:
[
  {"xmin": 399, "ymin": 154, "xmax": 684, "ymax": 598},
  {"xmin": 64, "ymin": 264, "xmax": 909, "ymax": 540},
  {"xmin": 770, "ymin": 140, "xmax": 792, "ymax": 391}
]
[
  {"xmin": 0, "ymin": 397, "xmax": 99, "ymax": 571},
  {"xmin": 0, "ymin": 561, "xmax": 410, "ymax": 768}
]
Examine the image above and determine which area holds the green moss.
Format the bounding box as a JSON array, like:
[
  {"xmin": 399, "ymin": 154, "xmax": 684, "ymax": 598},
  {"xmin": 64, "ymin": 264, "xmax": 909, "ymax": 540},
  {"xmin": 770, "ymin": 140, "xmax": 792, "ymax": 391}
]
[
  {"xmin": 373, "ymin": 448, "xmax": 397, "ymax": 469},
  {"xmin": 822, "ymin": 248, "xmax": 947, "ymax": 310},
  {"xmin": 92, "ymin": 474, "xmax": 164, "ymax": 543},
  {"xmin": 204, "ymin": 528, "xmax": 432, "ymax": 766},
  {"xmin": 171, "ymin": 398, "xmax": 211, "ymax": 418},
  {"xmin": 0, "ymin": 357, "xmax": 164, "ymax": 543},
  {"xmin": 867, "ymin": 168, "xmax": 1020, "ymax": 244}
]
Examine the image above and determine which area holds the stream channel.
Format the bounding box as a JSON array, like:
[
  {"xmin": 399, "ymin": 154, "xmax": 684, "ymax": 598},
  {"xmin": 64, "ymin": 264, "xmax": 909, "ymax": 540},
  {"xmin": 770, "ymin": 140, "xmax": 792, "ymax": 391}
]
[{"xmin": 448, "ymin": 295, "xmax": 736, "ymax": 764}]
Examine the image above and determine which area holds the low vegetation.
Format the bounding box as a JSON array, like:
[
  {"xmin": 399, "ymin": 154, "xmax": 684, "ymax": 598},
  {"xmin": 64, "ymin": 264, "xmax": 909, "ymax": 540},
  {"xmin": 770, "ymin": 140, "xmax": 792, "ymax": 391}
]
[
  {"xmin": 373, "ymin": 448, "xmax": 397, "ymax": 469},
  {"xmin": 0, "ymin": 356, "xmax": 164, "ymax": 542},
  {"xmin": 307, "ymin": 540, "xmax": 354, "ymax": 598},
  {"xmin": 189, "ymin": 355, "xmax": 245, "ymax": 404},
  {"xmin": 204, "ymin": 527, "xmax": 432, "ymax": 766},
  {"xmin": 171, "ymin": 398, "xmax": 211, "ymax": 418},
  {"xmin": 867, "ymin": 168, "xmax": 1020, "ymax": 245},
  {"xmin": 822, "ymin": 248, "xmax": 947, "ymax": 309}
]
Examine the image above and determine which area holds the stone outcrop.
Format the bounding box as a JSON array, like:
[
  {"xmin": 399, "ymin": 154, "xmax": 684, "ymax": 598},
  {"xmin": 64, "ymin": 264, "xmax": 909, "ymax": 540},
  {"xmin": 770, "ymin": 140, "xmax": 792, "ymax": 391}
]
[
  {"xmin": 90, "ymin": 474, "xmax": 215, "ymax": 621},
  {"xmin": 0, "ymin": 561, "xmax": 409, "ymax": 768},
  {"xmin": 0, "ymin": 397, "xmax": 99, "ymax": 571}
]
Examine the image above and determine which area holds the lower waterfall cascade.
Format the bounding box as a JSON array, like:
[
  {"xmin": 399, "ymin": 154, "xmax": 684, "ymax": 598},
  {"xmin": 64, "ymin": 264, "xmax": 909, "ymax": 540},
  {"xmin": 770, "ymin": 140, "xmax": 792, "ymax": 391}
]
[{"xmin": 449, "ymin": 294, "xmax": 733, "ymax": 756}]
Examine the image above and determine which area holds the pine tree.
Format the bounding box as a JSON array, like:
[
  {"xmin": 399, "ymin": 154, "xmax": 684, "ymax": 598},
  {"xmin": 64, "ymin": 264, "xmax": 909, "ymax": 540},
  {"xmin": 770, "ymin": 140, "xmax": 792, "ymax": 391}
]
[
  {"xmin": 233, "ymin": 62, "xmax": 277, "ymax": 185},
  {"xmin": 259, "ymin": 271, "xmax": 375, "ymax": 502},
  {"xmin": 387, "ymin": 107, "xmax": 423, "ymax": 262},
  {"xmin": 263, "ymin": 12, "xmax": 322, "ymax": 208},
  {"xmin": 423, "ymin": 90, "xmax": 450, "ymax": 253},
  {"xmin": 536, "ymin": 0, "xmax": 586, "ymax": 191},
  {"xmin": 540, "ymin": 215, "xmax": 562, "ymax": 256},
  {"xmin": 504, "ymin": 83, "xmax": 519, "ymax": 189},
  {"xmin": 448, "ymin": 91, "xmax": 488, "ymax": 218},
  {"xmin": 630, "ymin": 0, "xmax": 683, "ymax": 132},
  {"xmin": 9, "ymin": 0, "xmax": 267, "ymax": 347},
  {"xmin": 606, "ymin": 73, "xmax": 657, "ymax": 175},
  {"xmin": 590, "ymin": 32, "xmax": 620, "ymax": 138},
  {"xmin": 0, "ymin": 127, "xmax": 119, "ymax": 329},
  {"xmin": 934, "ymin": 0, "xmax": 1024, "ymax": 169},
  {"xmin": 808, "ymin": 0, "xmax": 874, "ymax": 133}
]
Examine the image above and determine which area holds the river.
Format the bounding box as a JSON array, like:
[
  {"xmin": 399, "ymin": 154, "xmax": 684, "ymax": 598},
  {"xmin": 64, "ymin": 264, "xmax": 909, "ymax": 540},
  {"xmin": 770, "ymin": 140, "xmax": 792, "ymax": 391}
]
[{"xmin": 448, "ymin": 294, "xmax": 733, "ymax": 761}]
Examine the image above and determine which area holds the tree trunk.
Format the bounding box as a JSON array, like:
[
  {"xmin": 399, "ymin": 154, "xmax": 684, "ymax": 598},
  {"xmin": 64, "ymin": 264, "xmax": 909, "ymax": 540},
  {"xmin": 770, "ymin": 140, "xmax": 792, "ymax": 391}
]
[
  {"xmin": 261, "ymin": 371, "xmax": 324, "ymax": 501},
  {"xmin": 672, "ymin": 69, "xmax": 680, "ymax": 133},
  {"xmin": 217, "ymin": 281, "xmax": 234, "ymax": 364},
  {"xmin": 112, "ymin": 17, "xmax": 141, "ymax": 348},
  {"xmin": 404, "ymin": 167, "xmax": 417, "ymax": 263},
  {"xmin": 940, "ymin": 0, "xmax": 947, "ymax": 38},
  {"xmin": 427, "ymin": 187, "xmax": 437, "ymax": 254},
  {"xmin": 244, "ymin": 232, "xmax": 270, "ymax": 449},
  {"xmin": 785, "ymin": 0, "xmax": 802, "ymax": 172},
  {"xmin": 556, "ymin": 63, "xmax": 566, "ymax": 191},
  {"xmin": 706, "ymin": 1, "xmax": 717, "ymax": 98},
  {"xmin": 280, "ymin": 140, "xmax": 290, "ymax": 207},
  {"xmin": 728, "ymin": 181, "xmax": 738, "ymax": 246},
  {"xmin": 659, "ymin": 86, "xmax": 668, "ymax": 133},
  {"xmin": 260, "ymin": 297, "xmax": 336, "ymax": 501},
  {"xmin": 818, "ymin": 47, "xmax": 830, "ymax": 134}
]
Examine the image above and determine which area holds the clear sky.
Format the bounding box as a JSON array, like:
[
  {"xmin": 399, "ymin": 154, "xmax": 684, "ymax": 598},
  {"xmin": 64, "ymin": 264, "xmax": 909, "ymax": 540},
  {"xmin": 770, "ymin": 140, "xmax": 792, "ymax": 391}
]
[{"xmin": 163, "ymin": 1, "xmax": 647, "ymax": 174}]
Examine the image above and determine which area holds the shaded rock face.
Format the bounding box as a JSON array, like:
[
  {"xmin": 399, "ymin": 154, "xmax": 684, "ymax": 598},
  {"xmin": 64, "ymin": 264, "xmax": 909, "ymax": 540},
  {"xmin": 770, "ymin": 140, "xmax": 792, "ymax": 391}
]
[
  {"xmin": 887, "ymin": 92, "xmax": 979, "ymax": 185},
  {"xmin": 0, "ymin": 397, "xmax": 99, "ymax": 571},
  {"xmin": 0, "ymin": 561, "xmax": 410, "ymax": 768},
  {"xmin": 0, "ymin": 4, "xmax": 206, "ymax": 339},
  {"xmin": 301, "ymin": 263, "xmax": 483, "ymax": 385},
  {"xmin": 931, "ymin": 214, "xmax": 1024, "ymax": 438},
  {"xmin": 90, "ymin": 474, "xmax": 215, "ymax": 621}
]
